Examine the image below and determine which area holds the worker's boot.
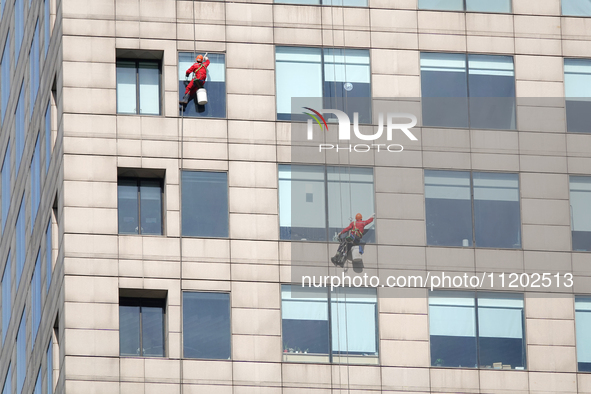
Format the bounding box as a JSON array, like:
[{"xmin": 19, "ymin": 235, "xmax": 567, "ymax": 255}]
[{"xmin": 179, "ymin": 93, "xmax": 190, "ymax": 105}]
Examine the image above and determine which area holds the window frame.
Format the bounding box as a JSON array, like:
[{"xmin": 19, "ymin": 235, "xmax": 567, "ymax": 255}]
[
  {"xmin": 564, "ymin": 57, "xmax": 591, "ymax": 133},
  {"xmin": 428, "ymin": 290, "xmax": 527, "ymax": 370},
  {"xmin": 177, "ymin": 51, "xmax": 227, "ymax": 119},
  {"xmin": 278, "ymin": 164, "xmax": 377, "ymax": 243},
  {"xmin": 117, "ymin": 176, "xmax": 165, "ymax": 236},
  {"xmin": 274, "ymin": 45, "xmax": 373, "ymax": 124},
  {"xmin": 569, "ymin": 175, "xmax": 591, "ymax": 251},
  {"xmin": 273, "ymin": 0, "xmax": 369, "ymax": 6},
  {"xmin": 419, "ymin": 51, "xmax": 517, "ymax": 130},
  {"xmin": 424, "ymin": 169, "xmax": 522, "ymax": 249},
  {"xmin": 119, "ymin": 296, "xmax": 167, "ymax": 358},
  {"xmin": 116, "ymin": 58, "xmax": 162, "ymax": 116},
  {"xmin": 576, "ymin": 296, "xmax": 591, "ymax": 372},
  {"xmin": 180, "ymin": 170, "xmax": 229, "ymax": 239},
  {"xmin": 418, "ymin": 0, "xmax": 513, "ymax": 13},
  {"xmin": 280, "ymin": 284, "xmax": 380, "ymax": 364},
  {"xmin": 181, "ymin": 291, "xmax": 232, "ymax": 360},
  {"xmin": 562, "ymin": 0, "xmax": 591, "ymax": 16}
]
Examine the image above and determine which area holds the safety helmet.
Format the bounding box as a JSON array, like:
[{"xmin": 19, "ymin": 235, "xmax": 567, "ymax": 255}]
[
  {"xmin": 355, "ymin": 213, "xmax": 362, "ymax": 221},
  {"xmin": 196, "ymin": 55, "xmax": 203, "ymax": 63}
]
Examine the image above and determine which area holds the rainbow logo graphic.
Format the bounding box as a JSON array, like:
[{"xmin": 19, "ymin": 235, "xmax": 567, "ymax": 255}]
[{"xmin": 303, "ymin": 107, "xmax": 329, "ymax": 132}]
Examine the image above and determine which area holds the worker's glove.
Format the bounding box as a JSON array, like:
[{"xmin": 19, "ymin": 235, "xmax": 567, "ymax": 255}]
[
  {"xmin": 204, "ymin": 56, "xmax": 209, "ymax": 61},
  {"xmin": 371, "ymin": 213, "xmax": 376, "ymax": 218},
  {"xmin": 333, "ymin": 232, "xmax": 340, "ymax": 242}
]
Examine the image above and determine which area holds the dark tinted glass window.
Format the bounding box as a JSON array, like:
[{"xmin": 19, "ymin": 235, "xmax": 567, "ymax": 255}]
[
  {"xmin": 467, "ymin": 55, "xmax": 516, "ymax": 130},
  {"xmin": 570, "ymin": 176, "xmax": 591, "ymax": 251},
  {"xmin": 279, "ymin": 165, "xmax": 375, "ymax": 242},
  {"xmin": 275, "ymin": 47, "xmax": 371, "ymax": 123},
  {"xmin": 420, "ymin": 53, "xmax": 515, "ymax": 130},
  {"xmin": 425, "ymin": 170, "xmax": 472, "ymax": 247},
  {"xmin": 473, "ymin": 172, "xmax": 520, "ymax": 248},
  {"xmin": 281, "ymin": 285, "xmax": 378, "ymax": 361},
  {"xmin": 178, "ymin": 53, "xmax": 226, "ymax": 118},
  {"xmin": 181, "ymin": 171, "xmax": 228, "ymax": 237},
  {"xmin": 429, "ymin": 291, "xmax": 525, "ymax": 370},
  {"xmin": 118, "ymin": 178, "xmax": 163, "ymax": 235},
  {"xmin": 576, "ymin": 297, "xmax": 591, "ymax": 371},
  {"xmin": 477, "ymin": 293, "xmax": 525, "ymax": 369},
  {"xmin": 425, "ymin": 170, "xmax": 521, "ymax": 248},
  {"xmin": 565, "ymin": 58, "xmax": 591, "ymax": 133},
  {"xmin": 183, "ymin": 292, "xmax": 231, "ymax": 359},
  {"xmin": 119, "ymin": 297, "xmax": 165, "ymax": 357},
  {"xmin": 420, "ymin": 52, "xmax": 469, "ymax": 128}
]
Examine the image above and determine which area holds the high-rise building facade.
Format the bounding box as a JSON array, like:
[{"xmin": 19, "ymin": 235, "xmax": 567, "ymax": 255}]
[{"xmin": 2, "ymin": 0, "xmax": 591, "ymax": 393}]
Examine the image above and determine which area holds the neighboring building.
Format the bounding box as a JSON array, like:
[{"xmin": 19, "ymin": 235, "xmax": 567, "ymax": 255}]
[{"xmin": 3, "ymin": 0, "xmax": 591, "ymax": 393}]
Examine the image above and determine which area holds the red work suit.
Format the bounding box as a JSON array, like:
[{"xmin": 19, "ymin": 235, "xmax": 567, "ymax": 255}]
[
  {"xmin": 184, "ymin": 59, "xmax": 210, "ymax": 95},
  {"xmin": 340, "ymin": 217, "xmax": 374, "ymax": 237}
]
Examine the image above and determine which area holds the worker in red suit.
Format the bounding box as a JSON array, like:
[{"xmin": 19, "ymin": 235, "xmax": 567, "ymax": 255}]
[
  {"xmin": 331, "ymin": 213, "xmax": 375, "ymax": 264},
  {"xmin": 180, "ymin": 54, "xmax": 210, "ymax": 106}
]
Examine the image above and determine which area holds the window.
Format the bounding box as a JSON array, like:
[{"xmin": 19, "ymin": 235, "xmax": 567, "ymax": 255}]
[
  {"xmin": 425, "ymin": 170, "xmax": 521, "ymax": 248},
  {"xmin": 15, "ymin": 0, "xmax": 22, "ymax": 60},
  {"xmin": 16, "ymin": 308, "xmax": 25, "ymax": 393},
  {"xmin": 281, "ymin": 285, "xmax": 378, "ymax": 362},
  {"xmin": 429, "ymin": 291, "xmax": 525, "ymax": 369},
  {"xmin": 46, "ymin": 217, "xmax": 52, "ymax": 291},
  {"xmin": 420, "ymin": 53, "xmax": 515, "ymax": 129},
  {"xmin": 570, "ymin": 176, "xmax": 591, "ymax": 251},
  {"xmin": 118, "ymin": 177, "xmax": 163, "ymax": 235},
  {"xmin": 1, "ymin": 143, "xmax": 9, "ymax": 231},
  {"xmin": 116, "ymin": 59, "xmax": 161, "ymax": 115},
  {"xmin": 16, "ymin": 198, "xmax": 24, "ymax": 284},
  {"xmin": 119, "ymin": 297, "xmax": 165, "ymax": 357},
  {"xmin": 275, "ymin": 0, "xmax": 367, "ymax": 5},
  {"xmin": 45, "ymin": 102, "xmax": 50, "ymax": 172},
  {"xmin": 564, "ymin": 59, "xmax": 591, "ymax": 133},
  {"xmin": 47, "ymin": 339, "xmax": 53, "ymax": 394},
  {"xmin": 33, "ymin": 368, "xmax": 40, "ymax": 394},
  {"xmin": 276, "ymin": 47, "xmax": 371, "ymax": 123},
  {"xmin": 1, "ymin": 33, "xmax": 9, "ymax": 124},
  {"xmin": 31, "ymin": 136, "xmax": 40, "ymax": 228},
  {"xmin": 178, "ymin": 52, "xmax": 226, "ymax": 118},
  {"xmin": 279, "ymin": 165, "xmax": 375, "ymax": 242},
  {"xmin": 576, "ymin": 297, "xmax": 591, "ymax": 371},
  {"xmin": 30, "ymin": 21, "xmax": 39, "ymax": 115},
  {"xmin": 1, "ymin": 364, "xmax": 10, "ymax": 394},
  {"xmin": 32, "ymin": 251, "xmax": 41, "ymax": 343},
  {"xmin": 181, "ymin": 171, "xmax": 228, "ymax": 238},
  {"xmin": 563, "ymin": 0, "xmax": 591, "ymax": 15},
  {"xmin": 419, "ymin": 0, "xmax": 511, "ymax": 12},
  {"xmin": 44, "ymin": 0, "xmax": 50, "ymax": 56},
  {"xmin": 15, "ymin": 84, "xmax": 23, "ymax": 172},
  {"xmin": 183, "ymin": 292, "xmax": 231, "ymax": 359},
  {"xmin": 1, "ymin": 252, "xmax": 10, "ymax": 344}
]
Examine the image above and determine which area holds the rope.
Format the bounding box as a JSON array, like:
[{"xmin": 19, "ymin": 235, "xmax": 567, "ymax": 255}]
[
  {"xmin": 338, "ymin": 4, "xmax": 352, "ymax": 393},
  {"xmin": 178, "ymin": 3, "xmax": 197, "ymax": 393}
]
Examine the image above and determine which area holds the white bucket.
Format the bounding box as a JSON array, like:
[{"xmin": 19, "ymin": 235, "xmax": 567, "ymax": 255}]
[
  {"xmin": 352, "ymin": 246, "xmax": 362, "ymax": 263},
  {"xmin": 197, "ymin": 88, "xmax": 208, "ymax": 105}
]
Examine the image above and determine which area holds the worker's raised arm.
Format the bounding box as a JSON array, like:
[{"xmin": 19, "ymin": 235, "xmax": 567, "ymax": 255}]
[
  {"xmin": 362, "ymin": 215, "xmax": 375, "ymax": 227},
  {"xmin": 203, "ymin": 58, "xmax": 210, "ymax": 68}
]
